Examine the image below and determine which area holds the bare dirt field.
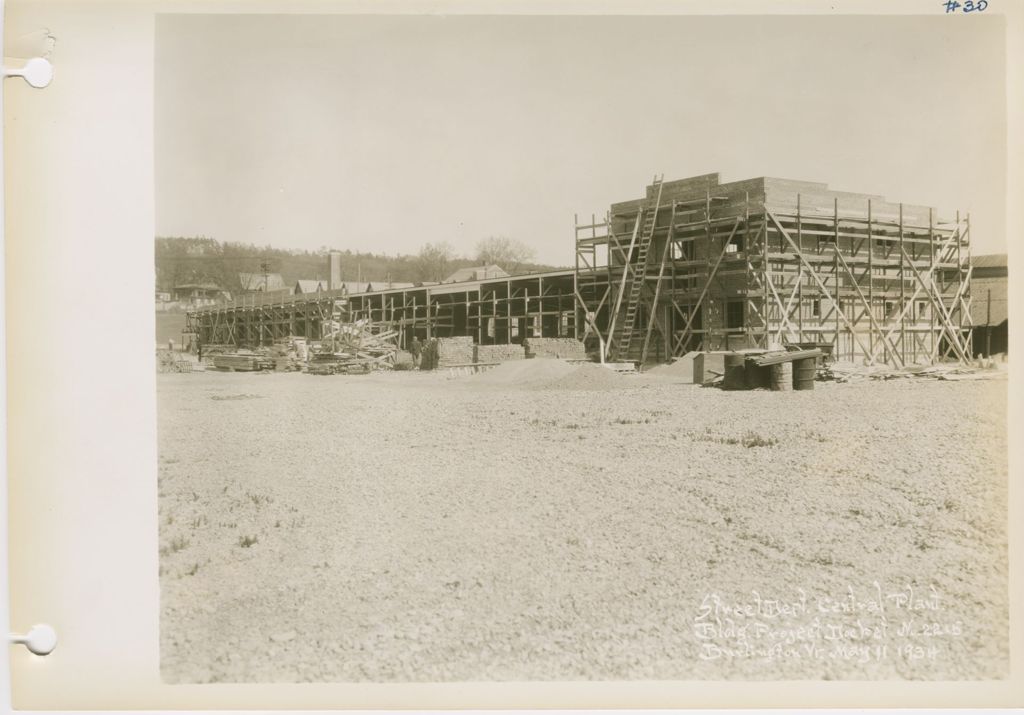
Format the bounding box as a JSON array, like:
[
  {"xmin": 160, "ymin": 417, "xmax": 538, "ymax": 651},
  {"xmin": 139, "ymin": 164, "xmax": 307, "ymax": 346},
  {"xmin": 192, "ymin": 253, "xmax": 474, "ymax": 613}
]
[{"xmin": 158, "ymin": 363, "xmax": 1008, "ymax": 683}]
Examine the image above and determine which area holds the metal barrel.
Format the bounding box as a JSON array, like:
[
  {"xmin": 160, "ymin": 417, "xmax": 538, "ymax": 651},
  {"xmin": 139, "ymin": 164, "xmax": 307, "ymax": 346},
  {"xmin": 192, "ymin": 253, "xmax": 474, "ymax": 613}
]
[
  {"xmin": 793, "ymin": 356, "xmax": 817, "ymax": 390},
  {"xmin": 723, "ymin": 353, "xmax": 746, "ymax": 390},
  {"xmin": 769, "ymin": 361, "xmax": 793, "ymax": 391}
]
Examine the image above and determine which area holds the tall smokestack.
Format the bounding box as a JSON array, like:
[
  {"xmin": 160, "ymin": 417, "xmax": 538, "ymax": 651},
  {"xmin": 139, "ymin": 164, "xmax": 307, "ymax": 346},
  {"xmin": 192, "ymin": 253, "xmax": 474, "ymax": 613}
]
[{"xmin": 328, "ymin": 251, "xmax": 342, "ymax": 291}]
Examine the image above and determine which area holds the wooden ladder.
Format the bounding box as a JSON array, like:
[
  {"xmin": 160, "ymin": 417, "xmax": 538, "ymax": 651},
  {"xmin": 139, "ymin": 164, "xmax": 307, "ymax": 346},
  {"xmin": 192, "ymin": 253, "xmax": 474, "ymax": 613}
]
[{"xmin": 613, "ymin": 174, "xmax": 664, "ymax": 360}]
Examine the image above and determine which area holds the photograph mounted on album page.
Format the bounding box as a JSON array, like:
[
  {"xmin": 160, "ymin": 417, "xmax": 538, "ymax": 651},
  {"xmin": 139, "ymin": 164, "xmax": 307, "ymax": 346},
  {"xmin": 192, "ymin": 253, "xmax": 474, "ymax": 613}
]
[{"xmin": 3, "ymin": 0, "xmax": 1022, "ymax": 709}]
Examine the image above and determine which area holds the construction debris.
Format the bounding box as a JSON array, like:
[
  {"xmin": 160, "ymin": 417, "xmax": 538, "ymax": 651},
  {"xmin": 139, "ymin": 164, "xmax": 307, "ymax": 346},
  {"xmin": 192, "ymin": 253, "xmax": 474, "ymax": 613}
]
[
  {"xmin": 821, "ymin": 361, "xmax": 1006, "ymax": 383},
  {"xmin": 306, "ymin": 320, "xmax": 399, "ymax": 375},
  {"xmin": 157, "ymin": 350, "xmax": 194, "ymax": 373}
]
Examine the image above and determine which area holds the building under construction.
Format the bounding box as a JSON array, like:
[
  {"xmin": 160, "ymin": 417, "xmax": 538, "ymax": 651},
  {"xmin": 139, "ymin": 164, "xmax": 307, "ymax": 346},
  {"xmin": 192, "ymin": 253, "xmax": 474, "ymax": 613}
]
[{"xmin": 186, "ymin": 172, "xmax": 974, "ymax": 367}]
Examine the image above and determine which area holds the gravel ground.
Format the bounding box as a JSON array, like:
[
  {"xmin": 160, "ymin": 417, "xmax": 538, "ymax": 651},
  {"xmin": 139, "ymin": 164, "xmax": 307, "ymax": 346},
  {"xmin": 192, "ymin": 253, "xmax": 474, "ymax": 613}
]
[{"xmin": 158, "ymin": 364, "xmax": 1008, "ymax": 683}]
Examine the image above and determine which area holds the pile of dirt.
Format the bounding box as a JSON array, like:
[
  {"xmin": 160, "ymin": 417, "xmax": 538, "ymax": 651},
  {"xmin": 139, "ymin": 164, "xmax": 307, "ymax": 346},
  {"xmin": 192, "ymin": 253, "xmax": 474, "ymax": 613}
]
[
  {"xmin": 532, "ymin": 362, "xmax": 628, "ymax": 391},
  {"xmin": 468, "ymin": 358, "xmax": 578, "ymax": 385},
  {"xmin": 645, "ymin": 353, "xmax": 698, "ymax": 381}
]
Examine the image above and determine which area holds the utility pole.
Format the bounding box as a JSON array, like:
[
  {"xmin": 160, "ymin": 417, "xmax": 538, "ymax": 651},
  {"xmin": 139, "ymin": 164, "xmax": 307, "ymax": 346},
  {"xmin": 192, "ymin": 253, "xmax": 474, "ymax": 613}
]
[{"xmin": 986, "ymin": 288, "xmax": 992, "ymax": 358}]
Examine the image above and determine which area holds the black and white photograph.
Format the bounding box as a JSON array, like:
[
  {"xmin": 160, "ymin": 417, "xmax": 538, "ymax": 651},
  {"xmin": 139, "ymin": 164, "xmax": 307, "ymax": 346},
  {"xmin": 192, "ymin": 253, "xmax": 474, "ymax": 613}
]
[{"xmin": 149, "ymin": 11, "xmax": 1011, "ymax": 686}]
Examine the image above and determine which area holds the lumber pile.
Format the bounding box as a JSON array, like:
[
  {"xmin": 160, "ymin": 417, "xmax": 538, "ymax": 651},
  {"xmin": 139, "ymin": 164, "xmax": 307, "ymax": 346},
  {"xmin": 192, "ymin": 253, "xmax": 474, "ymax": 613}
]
[
  {"xmin": 306, "ymin": 319, "xmax": 399, "ymax": 375},
  {"xmin": 523, "ymin": 337, "xmax": 587, "ymax": 360},
  {"xmin": 213, "ymin": 353, "xmax": 275, "ymax": 372},
  {"xmin": 475, "ymin": 344, "xmax": 525, "ymax": 363},
  {"xmin": 747, "ymin": 349, "xmax": 823, "ymax": 366},
  {"xmin": 200, "ymin": 343, "xmax": 233, "ymax": 357}
]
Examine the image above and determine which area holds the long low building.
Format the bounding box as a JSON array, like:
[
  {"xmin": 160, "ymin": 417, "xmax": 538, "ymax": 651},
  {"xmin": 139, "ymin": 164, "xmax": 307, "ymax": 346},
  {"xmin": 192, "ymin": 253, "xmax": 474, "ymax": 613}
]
[
  {"xmin": 186, "ymin": 268, "xmax": 578, "ymax": 349},
  {"xmin": 186, "ymin": 172, "xmax": 976, "ymax": 366}
]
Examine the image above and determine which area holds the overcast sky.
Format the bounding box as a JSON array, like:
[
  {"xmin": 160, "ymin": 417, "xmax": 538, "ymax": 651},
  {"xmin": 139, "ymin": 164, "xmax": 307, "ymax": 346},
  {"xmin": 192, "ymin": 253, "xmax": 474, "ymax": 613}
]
[{"xmin": 156, "ymin": 13, "xmax": 1006, "ymax": 266}]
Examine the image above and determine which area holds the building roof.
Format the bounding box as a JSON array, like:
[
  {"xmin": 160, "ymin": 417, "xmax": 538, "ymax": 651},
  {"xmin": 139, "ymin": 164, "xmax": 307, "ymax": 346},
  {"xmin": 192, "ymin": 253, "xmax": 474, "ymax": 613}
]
[
  {"xmin": 174, "ymin": 282, "xmax": 223, "ymax": 292},
  {"xmin": 294, "ymin": 279, "xmax": 326, "ymax": 294},
  {"xmin": 972, "ymin": 253, "xmax": 1007, "ymax": 269},
  {"xmin": 337, "ymin": 281, "xmax": 373, "ymax": 294},
  {"xmin": 443, "ymin": 264, "xmax": 509, "ymax": 283},
  {"xmin": 239, "ymin": 272, "xmax": 288, "ymax": 292}
]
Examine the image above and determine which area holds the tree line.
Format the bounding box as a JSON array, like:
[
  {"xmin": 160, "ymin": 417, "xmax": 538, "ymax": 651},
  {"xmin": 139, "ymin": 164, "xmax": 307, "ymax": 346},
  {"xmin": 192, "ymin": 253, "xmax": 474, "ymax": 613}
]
[{"xmin": 155, "ymin": 236, "xmax": 562, "ymax": 293}]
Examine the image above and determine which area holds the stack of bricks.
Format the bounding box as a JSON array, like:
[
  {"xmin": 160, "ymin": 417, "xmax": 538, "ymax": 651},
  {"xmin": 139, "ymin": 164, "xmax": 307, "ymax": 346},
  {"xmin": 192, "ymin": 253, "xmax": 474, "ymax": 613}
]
[
  {"xmin": 435, "ymin": 336, "xmax": 475, "ymax": 367},
  {"xmin": 475, "ymin": 344, "xmax": 526, "ymax": 363},
  {"xmin": 523, "ymin": 337, "xmax": 587, "ymax": 360}
]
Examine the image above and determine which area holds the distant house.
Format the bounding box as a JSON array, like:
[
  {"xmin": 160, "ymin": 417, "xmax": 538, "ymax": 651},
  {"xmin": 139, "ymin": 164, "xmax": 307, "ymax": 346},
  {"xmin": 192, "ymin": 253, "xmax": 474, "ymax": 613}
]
[
  {"xmin": 155, "ymin": 290, "xmax": 175, "ymax": 312},
  {"xmin": 443, "ymin": 264, "xmax": 509, "ymax": 283},
  {"xmin": 352, "ymin": 281, "xmax": 376, "ymax": 294},
  {"xmin": 970, "ymin": 254, "xmax": 1008, "ymax": 357},
  {"xmin": 172, "ymin": 283, "xmax": 229, "ymax": 307},
  {"xmin": 239, "ymin": 272, "xmax": 289, "ymax": 293},
  {"xmin": 294, "ymin": 279, "xmax": 326, "ymax": 295}
]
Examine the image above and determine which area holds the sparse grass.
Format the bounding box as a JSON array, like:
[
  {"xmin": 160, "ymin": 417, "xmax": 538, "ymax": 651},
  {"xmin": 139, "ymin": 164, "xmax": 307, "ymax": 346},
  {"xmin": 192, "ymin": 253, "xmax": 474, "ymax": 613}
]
[
  {"xmin": 160, "ymin": 535, "xmax": 190, "ymax": 557},
  {"xmin": 738, "ymin": 531, "xmax": 783, "ymax": 552},
  {"xmin": 238, "ymin": 534, "xmax": 259, "ymax": 548},
  {"xmin": 183, "ymin": 562, "xmax": 200, "ymax": 577},
  {"xmin": 612, "ymin": 416, "xmax": 654, "ymax": 425},
  {"xmin": 695, "ymin": 429, "xmax": 779, "ymax": 448},
  {"xmin": 170, "ymin": 535, "xmax": 189, "ymax": 551},
  {"xmin": 246, "ymin": 492, "xmax": 274, "ymax": 508}
]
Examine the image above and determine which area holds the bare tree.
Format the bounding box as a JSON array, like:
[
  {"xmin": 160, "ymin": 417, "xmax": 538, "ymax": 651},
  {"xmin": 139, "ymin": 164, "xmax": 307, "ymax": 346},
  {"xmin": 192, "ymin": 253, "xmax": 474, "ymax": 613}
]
[
  {"xmin": 416, "ymin": 241, "xmax": 457, "ymax": 282},
  {"xmin": 474, "ymin": 236, "xmax": 535, "ymax": 273}
]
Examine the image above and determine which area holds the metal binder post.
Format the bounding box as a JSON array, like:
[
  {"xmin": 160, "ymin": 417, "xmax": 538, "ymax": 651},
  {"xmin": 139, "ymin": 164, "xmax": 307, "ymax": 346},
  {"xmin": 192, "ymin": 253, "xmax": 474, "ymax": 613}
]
[
  {"xmin": 2, "ymin": 56, "xmax": 53, "ymax": 88},
  {"xmin": 9, "ymin": 624, "xmax": 57, "ymax": 655}
]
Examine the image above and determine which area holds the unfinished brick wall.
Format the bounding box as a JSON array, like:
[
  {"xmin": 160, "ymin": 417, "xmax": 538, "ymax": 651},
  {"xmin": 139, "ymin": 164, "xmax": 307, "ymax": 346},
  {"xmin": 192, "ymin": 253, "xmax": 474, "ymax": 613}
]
[
  {"xmin": 475, "ymin": 344, "xmax": 525, "ymax": 363},
  {"xmin": 523, "ymin": 337, "xmax": 587, "ymax": 360}
]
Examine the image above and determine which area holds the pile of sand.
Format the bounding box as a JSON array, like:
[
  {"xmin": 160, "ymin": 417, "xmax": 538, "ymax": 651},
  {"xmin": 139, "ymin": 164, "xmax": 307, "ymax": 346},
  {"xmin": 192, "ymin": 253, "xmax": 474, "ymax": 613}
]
[
  {"xmin": 467, "ymin": 359, "xmax": 630, "ymax": 391},
  {"xmin": 535, "ymin": 362, "xmax": 628, "ymax": 391},
  {"xmin": 645, "ymin": 352, "xmax": 697, "ymax": 381},
  {"xmin": 468, "ymin": 358, "xmax": 578, "ymax": 385}
]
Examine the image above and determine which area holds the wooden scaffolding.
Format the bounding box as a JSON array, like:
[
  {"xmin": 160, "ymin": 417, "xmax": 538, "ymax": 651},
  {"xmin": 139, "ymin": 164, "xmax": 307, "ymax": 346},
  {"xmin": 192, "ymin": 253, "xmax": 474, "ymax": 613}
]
[
  {"xmin": 574, "ymin": 173, "xmax": 973, "ymax": 366},
  {"xmin": 185, "ymin": 272, "xmax": 580, "ymax": 351}
]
